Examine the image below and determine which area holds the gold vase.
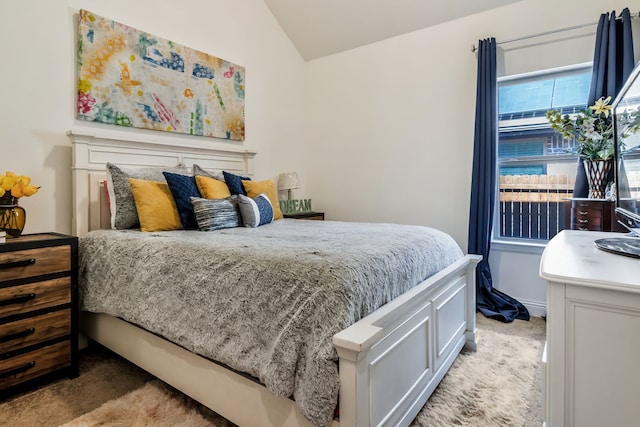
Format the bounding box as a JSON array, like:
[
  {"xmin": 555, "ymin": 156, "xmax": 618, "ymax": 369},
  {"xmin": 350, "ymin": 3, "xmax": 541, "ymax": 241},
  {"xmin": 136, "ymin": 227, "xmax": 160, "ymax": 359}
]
[
  {"xmin": 583, "ymin": 159, "xmax": 612, "ymax": 199},
  {"xmin": 0, "ymin": 195, "xmax": 26, "ymax": 238}
]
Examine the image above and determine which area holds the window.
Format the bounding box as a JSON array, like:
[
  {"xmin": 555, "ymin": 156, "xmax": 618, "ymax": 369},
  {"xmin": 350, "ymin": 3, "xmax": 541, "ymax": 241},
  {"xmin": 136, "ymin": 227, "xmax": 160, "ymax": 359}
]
[{"xmin": 496, "ymin": 64, "xmax": 591, "ymax": 242}]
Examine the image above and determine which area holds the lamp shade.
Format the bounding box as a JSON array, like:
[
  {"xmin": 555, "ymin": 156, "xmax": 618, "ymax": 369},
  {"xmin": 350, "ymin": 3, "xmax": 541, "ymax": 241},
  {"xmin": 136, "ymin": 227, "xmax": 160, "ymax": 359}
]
[{"xmin": 278, "ymin": 172, "xmax": 300, "ymax": 191}]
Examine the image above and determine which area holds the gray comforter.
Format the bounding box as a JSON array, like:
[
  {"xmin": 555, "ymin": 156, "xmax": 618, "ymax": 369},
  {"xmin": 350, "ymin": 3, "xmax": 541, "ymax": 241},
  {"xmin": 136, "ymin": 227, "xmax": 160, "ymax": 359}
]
[{"xmin": 79, "ymin": 219, "xmax": 463, "ymax": 426}]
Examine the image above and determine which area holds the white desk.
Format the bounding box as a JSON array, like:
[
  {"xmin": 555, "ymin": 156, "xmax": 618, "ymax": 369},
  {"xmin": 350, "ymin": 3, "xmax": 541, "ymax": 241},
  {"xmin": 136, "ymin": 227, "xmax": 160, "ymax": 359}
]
[{"xmin": 540, "ymin": 230, "xmax": 640, "ymax": 427}]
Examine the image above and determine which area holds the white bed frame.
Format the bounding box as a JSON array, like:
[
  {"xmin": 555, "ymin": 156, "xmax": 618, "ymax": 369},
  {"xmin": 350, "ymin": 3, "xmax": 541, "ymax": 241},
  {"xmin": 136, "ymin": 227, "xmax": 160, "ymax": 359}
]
[{"xmin": 68, "ymin": 130, "xmax": 481, "ymax": 427}]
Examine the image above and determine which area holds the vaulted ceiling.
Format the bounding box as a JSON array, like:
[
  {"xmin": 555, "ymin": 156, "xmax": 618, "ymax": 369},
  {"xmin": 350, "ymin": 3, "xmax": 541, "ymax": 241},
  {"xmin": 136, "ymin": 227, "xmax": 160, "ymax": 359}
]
[{"xmin": 263, "ymin": 0, "xmax": 525, "ymax": 60}]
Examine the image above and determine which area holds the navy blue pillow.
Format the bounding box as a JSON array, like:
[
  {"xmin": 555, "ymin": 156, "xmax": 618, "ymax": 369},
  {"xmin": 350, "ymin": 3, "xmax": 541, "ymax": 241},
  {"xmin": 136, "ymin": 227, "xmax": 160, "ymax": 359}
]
[
  {"xmin": 223, "ymin": 171, "xmax": 251, "ymax": 195},
  {"xmin": 163, "ymin": 172, "xmax": 201, "ymax": 230}
]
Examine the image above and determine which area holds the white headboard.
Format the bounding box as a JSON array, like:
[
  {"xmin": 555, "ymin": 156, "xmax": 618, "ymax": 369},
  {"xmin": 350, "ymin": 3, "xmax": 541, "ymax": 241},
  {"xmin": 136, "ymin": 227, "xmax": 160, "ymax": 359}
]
[{"xmin": 68, "ymin": 131, "xmax": 257, "ymax": 236}]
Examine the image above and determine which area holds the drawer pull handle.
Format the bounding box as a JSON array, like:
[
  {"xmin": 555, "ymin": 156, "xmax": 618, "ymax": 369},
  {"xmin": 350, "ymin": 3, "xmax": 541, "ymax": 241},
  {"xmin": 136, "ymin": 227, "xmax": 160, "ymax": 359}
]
[
  {"xmin": 578, "ymin": 211, "xmax": 589, "ymax": 215},
  {"xmin": 0, "ymin": 258, "xmax": 36, "ymax": 270},
  {"xmin": 0, "ymin": 327, "xmax": 35, "ymax": 344},
  {"xmin": 0, "ymin": 361, "xmax": 35, "ymax": 380},
  {"xmin": 578, "ymin": 219, "xmax": 589, "ymax": 224},
  {"xmin": 0, "ymin": 293, "xmax": 36, "ymax": 307}
]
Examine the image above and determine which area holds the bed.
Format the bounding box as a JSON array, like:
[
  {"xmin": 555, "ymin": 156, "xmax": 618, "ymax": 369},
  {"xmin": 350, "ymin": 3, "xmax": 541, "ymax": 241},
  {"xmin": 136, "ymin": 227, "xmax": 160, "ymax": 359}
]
[{"xmin": 68, "ymin": 131, "xmax": 481, "ymax": 427}]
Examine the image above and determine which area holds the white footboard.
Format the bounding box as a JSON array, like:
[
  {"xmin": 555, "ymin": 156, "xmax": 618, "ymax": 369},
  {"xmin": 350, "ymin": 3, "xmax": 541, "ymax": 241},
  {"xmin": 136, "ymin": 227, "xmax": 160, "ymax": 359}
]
[{"xmin": 333, "ymin": 254, "xmax": 481, "ymax": 427}]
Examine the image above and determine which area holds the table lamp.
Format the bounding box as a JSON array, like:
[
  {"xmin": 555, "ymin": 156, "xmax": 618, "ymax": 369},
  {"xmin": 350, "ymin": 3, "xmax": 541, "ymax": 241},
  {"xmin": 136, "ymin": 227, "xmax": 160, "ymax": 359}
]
[{"xmin": 278, "ymin": 172, "xmax": 300, "ymax": 200}]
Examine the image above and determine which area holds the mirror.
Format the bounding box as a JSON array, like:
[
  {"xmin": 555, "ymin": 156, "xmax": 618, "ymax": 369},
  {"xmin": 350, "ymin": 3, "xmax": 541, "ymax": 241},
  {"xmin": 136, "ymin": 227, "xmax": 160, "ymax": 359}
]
[{"xmin": 613, "ymin": 61, "xmax": 640, "ymax": 233}]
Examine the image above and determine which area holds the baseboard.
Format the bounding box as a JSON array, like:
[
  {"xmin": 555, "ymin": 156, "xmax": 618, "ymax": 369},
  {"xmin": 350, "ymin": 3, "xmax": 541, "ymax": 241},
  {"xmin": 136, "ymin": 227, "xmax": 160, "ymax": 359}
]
[{"xmin": 519, "ymin": 298, "xmax": 546, "ymax": 318}]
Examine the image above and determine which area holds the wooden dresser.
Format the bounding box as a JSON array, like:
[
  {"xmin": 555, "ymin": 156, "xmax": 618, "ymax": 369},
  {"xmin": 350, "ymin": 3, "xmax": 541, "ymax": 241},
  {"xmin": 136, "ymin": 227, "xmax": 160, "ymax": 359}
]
[
  {"xmin": 0, "ymin": 233, "xmax": 78, "ymax": 395},
  {"xmin": 540, "ymin": 230, "xmax": 640, "ymax": 427},
  {"xmin": 567, "ymin": 198, "xmax": 626, "ymax": 232}
]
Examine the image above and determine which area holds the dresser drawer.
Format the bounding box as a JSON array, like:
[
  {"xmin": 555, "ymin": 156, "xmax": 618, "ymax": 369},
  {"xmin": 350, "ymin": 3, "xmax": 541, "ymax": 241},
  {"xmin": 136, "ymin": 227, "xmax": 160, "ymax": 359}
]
[
  {"xmin": 0, "ymin": 278, "xmax": 70, "ymax": 318},
  {"xmin": 0, "ymin": 309, "xmax": 70, "ymax": 353},
  {"xmin": 572, "ymin": 200, "xmax": 605, "ymax": 209},
  {"xmin": 0, "ymin": 341, "xmax": 70, "ymax": 390},
  {"xmin": 573, "ymin": 207, "xmax": 604, "ymax": 218},
  {"xmin": 573, "ymin": 216, "xmax": 603, "ymax": 229},
  {"xmin": 0, "ymin": 246, "xmax": 71, "ymax": 282}
]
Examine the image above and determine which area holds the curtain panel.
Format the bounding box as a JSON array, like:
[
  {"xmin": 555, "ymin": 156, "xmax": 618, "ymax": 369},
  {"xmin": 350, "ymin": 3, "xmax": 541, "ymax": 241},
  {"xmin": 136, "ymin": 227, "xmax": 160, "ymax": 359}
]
[
  {"xmin": 573, "ymin": 8, "xmax": 635, "ymax": 197},
  {"xmin": 468, "ymin": 38, "xmax": 529, "ymax": 323}
]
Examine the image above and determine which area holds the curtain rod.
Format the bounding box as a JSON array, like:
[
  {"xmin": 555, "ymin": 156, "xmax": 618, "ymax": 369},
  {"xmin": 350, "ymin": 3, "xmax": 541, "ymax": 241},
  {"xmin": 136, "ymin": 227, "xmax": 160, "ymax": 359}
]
[{"xmin": 471, "ymin": 11, "xmax": 638, "ymax": 53}]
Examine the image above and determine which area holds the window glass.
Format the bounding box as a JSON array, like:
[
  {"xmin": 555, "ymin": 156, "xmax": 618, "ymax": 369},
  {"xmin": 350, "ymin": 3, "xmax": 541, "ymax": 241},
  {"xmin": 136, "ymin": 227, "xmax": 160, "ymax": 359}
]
[
  {"xmin": 551, "ymin": 73, "xmax": 590, "ymax": 108},
  {"xmin": 499, "ymin": 140, "xmax": 546, "ymax": 176},
  {"xmin": 496, "ymin": 66, "xmax": 591, "ymax": 242},
  {"xmin": 499, "ymin": 81, "xmax": 554, "ymax": 114}
]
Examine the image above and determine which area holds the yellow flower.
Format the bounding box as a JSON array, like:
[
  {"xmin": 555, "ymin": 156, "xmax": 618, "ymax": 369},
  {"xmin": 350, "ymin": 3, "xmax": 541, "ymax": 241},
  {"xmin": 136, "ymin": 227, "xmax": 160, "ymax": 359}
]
[
  {"xmin": 589, "ymin": 96, "xmax": 613, "ymax": 117},
  {"xmin": 1, "ymin": 176, "xmax": 16, "ymax": 191},
  {"xmin": 0, "ymin": 171, "xmax": 39, "ymax": 199}
]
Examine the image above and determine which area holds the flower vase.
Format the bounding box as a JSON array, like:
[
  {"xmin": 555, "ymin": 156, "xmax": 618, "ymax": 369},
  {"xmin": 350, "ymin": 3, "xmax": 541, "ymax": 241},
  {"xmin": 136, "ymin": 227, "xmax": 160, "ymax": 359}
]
[
  {"xmin": 0, "ymin": 195, "xmax": 26, "ymax": 238},
  {"xmin": 583, "ymin": 159, "xmax": 612, "ymax": 199}
]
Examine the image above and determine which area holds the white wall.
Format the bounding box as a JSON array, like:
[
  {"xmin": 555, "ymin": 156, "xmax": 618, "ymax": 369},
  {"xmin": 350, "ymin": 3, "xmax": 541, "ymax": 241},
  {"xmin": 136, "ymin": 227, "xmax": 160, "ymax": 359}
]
[
  {"xmin": 0, "ymin": 0, "xmax": 306, "ymax": 236},
  {"xmin": 304, "ymin": 0, "xmax": 637, "ymax": 316}
]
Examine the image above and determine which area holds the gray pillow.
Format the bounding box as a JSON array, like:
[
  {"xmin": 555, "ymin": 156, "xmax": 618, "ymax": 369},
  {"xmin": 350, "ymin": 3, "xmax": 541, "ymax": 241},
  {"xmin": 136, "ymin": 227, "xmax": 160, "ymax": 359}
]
[
  {"xmin": 191, "ymin": 196, "xmax": 240, "ymax": 231},
  {"xmin": 192, "ymin": 164, "xmax": 225, "ymax": 181},
  {"xmin": 106, "ymin": 162, "xmax": 188, "ymax": 229}
]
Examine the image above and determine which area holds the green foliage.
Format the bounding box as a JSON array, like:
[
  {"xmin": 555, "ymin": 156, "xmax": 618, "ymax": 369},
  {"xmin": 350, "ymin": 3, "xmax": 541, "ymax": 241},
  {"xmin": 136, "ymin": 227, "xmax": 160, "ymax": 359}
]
[{"xmin": 546, "ymin": 97, "xmax": 640, "ymax": 160}]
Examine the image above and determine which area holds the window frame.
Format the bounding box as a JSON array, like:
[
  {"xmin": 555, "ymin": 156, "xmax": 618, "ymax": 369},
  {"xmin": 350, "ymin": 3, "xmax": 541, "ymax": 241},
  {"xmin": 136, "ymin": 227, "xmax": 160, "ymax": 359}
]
[{"xmin": 492, "ymin": 62, "xmax": 592, "ymax": 249}]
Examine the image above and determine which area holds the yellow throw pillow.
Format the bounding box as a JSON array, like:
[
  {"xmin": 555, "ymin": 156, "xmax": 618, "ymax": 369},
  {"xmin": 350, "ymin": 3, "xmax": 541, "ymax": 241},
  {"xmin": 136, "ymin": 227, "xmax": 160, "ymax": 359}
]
[
  {"xmin": 128, "ymin": 178, "xmax": 182, "ymax": 231},
  {"xmin": 195, "ymin": 175, "xmax": 231, "ymax": 199},
  {"xmin": 242, "ymin": 179, "xmax": 283, "ymax": 220}
]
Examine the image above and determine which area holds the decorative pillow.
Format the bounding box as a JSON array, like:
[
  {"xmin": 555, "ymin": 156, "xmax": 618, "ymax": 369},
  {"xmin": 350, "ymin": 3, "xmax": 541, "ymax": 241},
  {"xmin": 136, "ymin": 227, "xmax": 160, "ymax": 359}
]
[
  {"xmin": 242, "ymin": 179, "xmax": 283, "ymax": 220},
  {"xmin": 237, "ymin": 193, "xmax": 274, "ymax": 227},
  {"xmin": 191, "ymin": 196, "xmax": 240, "ymax": 231},
  {"xmin": 223, "ymin": 171, "xmax": 251, "ymax": 195},
  {"xmin": 106, "ymin": 162, "xmax": 187, "ymax": 230},
  {"xmin": 128, "ymin": 178, "xmax": 182, "ymax": 232},
  {"xmin": 193, "ymin": 164, "xmax": 225, "ymax": 181},
  {"xmin": 162, "ymin": 172, "xmax": 201, "ymax": 230},
  {"xmin": 195, "ymin": 175, "xmax": 231, "ymax": 199}
]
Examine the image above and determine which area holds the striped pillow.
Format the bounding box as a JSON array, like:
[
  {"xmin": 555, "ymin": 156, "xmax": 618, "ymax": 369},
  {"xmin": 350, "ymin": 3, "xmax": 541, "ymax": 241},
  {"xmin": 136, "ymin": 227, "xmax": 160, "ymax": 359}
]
[
  {"xmin": 237, "ymin": 193, "xmax": 274, "ymax": 227},
  {"xmin": 190, "ymin": 196, "xmax": 241, "ymax": 231}
]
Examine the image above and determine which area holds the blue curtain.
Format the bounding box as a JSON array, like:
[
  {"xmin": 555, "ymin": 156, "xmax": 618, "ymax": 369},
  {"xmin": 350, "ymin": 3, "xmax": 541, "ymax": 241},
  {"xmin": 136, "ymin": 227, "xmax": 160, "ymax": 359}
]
[
  {"xmin": 573, "ymin": 8, "xmax": 635, "ymax": 197},
  {"xmin": 468, "ymin": 38, "xmax": 529, "ymax": 323}
]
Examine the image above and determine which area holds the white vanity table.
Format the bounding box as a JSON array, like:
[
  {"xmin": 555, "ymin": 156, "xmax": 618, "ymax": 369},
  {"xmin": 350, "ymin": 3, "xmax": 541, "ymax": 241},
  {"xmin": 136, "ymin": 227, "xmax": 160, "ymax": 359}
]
[{"xmin": 540, "ymin": 230, "xmax": 640, "ymax": 427}]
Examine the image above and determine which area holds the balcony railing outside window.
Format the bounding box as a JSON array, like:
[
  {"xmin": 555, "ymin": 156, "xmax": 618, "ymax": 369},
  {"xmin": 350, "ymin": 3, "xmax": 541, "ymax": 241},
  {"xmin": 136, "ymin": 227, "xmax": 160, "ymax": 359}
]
[
  {"xmin": 498, "ymin": 173, "xmax": 573, "ymax": 240},
  {"xmin": 497, "ymin": 132, "xmax": 579, "ymax": 241}
]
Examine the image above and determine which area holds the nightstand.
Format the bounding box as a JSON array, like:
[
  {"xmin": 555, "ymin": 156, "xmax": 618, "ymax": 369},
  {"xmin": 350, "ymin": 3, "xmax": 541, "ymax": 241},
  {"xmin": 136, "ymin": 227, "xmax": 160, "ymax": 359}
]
[
  {"xmin": 0, "ymin": 233, "xmax": 78, "ymax": 395},
  {"xmin": 283, "ymin": 212, "xmax": 325, "ymax": 221}
]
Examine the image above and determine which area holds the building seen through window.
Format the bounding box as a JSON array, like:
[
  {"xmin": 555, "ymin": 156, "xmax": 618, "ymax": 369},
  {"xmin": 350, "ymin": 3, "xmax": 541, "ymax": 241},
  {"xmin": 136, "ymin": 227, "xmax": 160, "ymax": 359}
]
[{"xmin": 497, "ymin": 65, "xmax": 591, "ymax": 241}]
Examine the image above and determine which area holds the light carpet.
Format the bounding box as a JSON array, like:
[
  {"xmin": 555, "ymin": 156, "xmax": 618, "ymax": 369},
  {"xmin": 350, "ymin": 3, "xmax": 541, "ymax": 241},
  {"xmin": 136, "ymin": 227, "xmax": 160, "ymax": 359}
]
[
  {"xmin": 60, "ymin": 381, "xmax": 231, "ymax": 427},
  {"xmin": 0, "ymin": 314, "xmax": 545, "ymax": 427}
]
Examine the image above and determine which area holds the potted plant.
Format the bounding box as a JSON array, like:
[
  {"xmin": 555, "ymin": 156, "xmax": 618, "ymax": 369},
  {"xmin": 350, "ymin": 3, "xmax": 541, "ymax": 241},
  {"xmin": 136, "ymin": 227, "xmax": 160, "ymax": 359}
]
[{"xmin": 546, "ymin": 96, "xmax": 640, "ymax": 199}]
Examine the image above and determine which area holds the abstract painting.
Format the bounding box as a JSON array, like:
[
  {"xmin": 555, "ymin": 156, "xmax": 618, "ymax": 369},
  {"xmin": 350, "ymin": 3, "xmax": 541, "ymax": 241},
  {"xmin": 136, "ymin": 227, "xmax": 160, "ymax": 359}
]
[{"xmin": 76, "ymin": 9, "xmax": 245, "ymax": 141}]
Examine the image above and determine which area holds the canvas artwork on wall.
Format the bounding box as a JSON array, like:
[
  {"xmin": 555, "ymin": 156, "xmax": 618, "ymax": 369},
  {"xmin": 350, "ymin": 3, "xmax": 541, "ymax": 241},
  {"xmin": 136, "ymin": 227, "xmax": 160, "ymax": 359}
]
[{"xmin": 76, "ymin": 9, "xmax": 245, "ymax": 141}]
